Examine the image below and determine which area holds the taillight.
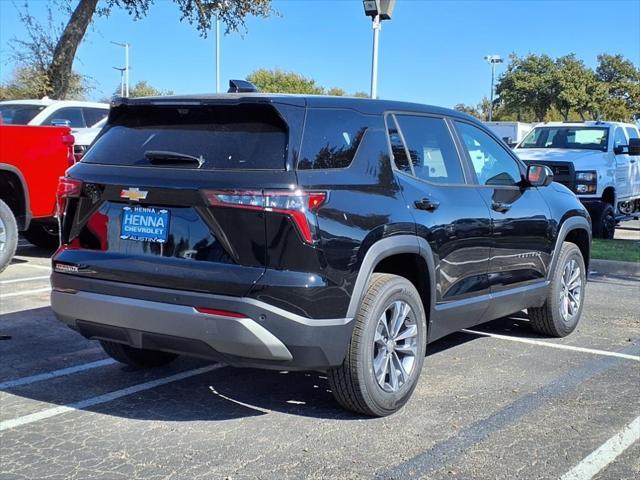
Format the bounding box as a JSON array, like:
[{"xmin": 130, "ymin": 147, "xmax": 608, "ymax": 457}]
[
  {"xmin": 62, "ymin": 133, "xmax": 76, "ymax": 166},
  {"xmin": 56, "ymin": 176, "xmax": 83, "ymax": 217},
  {"xmin": 203, "ymin": 189, "xmax": 327, "ymax": 244},
  {"xmin": 195, "ymin": 307, "xmax": 247, "ymax": 318}
]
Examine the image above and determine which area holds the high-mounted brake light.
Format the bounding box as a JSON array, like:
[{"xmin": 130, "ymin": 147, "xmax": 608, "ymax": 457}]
[
  {"xmin": 203, "ymin": 189, "xmax": 327, "ymax": 244},
  {"xmin": 56, "ymin": 176, "xmax": 83, "ymax": 216}
]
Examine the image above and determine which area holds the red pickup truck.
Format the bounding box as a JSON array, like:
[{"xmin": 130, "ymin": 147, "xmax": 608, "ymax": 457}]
[{"xmin": 0, "ymin": 125, "xmax": 75, "ymax": 271}]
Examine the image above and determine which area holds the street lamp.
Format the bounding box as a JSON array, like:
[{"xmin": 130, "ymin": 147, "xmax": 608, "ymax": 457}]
[
  {"xmin": 112, "ymin": 67, "xmax": 126, "ymax": 96},
  {"xmin": 363, "ymin": 0, "xmax": 396, "ymax": 99},
  {"xmin": 484, "ymin": 54, "xmax": 503, "ymax": 121},
  {"xmin": 111, "ymin": 41, "xmax": 130, "ymax": 97}
]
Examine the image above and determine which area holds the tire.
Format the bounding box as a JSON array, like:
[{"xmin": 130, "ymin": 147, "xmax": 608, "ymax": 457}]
[
  {"xmin": 22, "ymin": 221, "xmax": 60, "ymax": 249},
  {"xmin": 0, "ymin": 199, "xmax": 18, "ymax": 273},
  {"xmin": 100, "ymin": 340, "xmax": 178, "ymax": 369},
  {"xmin": 528, "ymin": 242, "xmax": 586, "ymax": 337},
  {"xmin": 590, "ymin": 202, "xmax": 615, "ymax": 239},
  {"xmin": 328, "ymin": 273, "xmax": 427, "ymax": 417}
]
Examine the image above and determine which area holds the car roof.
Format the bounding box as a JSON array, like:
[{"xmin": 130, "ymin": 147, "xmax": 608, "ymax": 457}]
[
  {"xmin": 0, "ymin": 99, "xmax": 109, "ymax": 109},
  {"xmin": 113, "ymin": 92, "xmax": 479, "ymax": 122},
  {"xmin": 536, "ymin": 121, "xmax": 637, "ymax": 129}
]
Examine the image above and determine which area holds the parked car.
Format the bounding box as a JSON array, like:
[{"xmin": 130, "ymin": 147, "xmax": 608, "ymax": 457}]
[
  {"xmin": 514, "ymin": 121, "xmax": 640, "ymax": 238},
  {"xmin": 72, "ymin": 118, "xmax": 107, "ymax": 162},
  {"xmin": 0, "ymin": 98, "xmax": 108, "ymax": 130},
  {"xmin": 51, "ymin": 86, "xmax": 591, "ymax": 416},
  {"xmin": 484, "ymin": 121, "xmax": 533, "ymax": 147},
  {"xmin": 0, "ymin": 125, "xmax": 75, "ymax": 270}
]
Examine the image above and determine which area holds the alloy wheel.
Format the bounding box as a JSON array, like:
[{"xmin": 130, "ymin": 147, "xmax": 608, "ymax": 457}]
[
  {"xmin": 559, "ymin": 258, "xmax": 582, "ymax": 323},
  {"xmin": 0, "ymin": 215, "xmax": 6, "ymax": 253},
  {"xmin": 373, "ymin": 300, "xmax": 418, "ymax": 392}
]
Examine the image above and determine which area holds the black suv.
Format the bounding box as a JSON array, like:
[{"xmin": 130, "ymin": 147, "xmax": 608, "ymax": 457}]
[{"xmin": 51, "ymin": 88, "xmax": 591, "ymax": 416}]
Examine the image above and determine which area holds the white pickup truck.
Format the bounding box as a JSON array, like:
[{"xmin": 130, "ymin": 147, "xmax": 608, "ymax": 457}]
[{"xmin": 515, "ymin": 121, "xmax": 640, "ymax": 238}]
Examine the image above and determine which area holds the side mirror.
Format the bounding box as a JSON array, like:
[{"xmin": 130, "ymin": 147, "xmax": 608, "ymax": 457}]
[
  {"xmin": 527, "ymin": 164, "xmax": 554, "ymax": 187},
  {"xmin": 50, "ymin": 119, "xmax": 71, "ymax": 127},
  {"xmin": 629, "ymin": 138, "xmax": 640, "ymax": 156},
  {"xmin": 613, "ymin": 145, "xmax": 625, "ymax": 155}
]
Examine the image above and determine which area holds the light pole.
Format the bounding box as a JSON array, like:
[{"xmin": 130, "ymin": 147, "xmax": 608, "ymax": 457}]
[
  {"xmin": 363, "ymin": 1, "xmax": 396, "ymax": 99},
  {"xmin": 215, "ymin": 15, "xmax": 221, "ymax": 93},
  {"xmin": 111, "ymin": 41, "xmax": 130, "ymax": 97},
  {"xmin": 112, "ymin": 67, "xmax": 126, "ymax": 96},
  {"xmin": 484, "ymin": 54, "xmax": 503, "ymax": 121}
]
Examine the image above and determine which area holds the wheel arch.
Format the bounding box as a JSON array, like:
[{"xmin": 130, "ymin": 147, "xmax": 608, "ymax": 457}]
[
  {"xmin": 601, "ymin": 186, "xmax": 615, "ymax": 206},
  {"xmin": 548, "ymin": 216, "xmax": 591, "ymax": 279},
  {"xmin": 346, "ymin": 235, "xmax": 436, "ymax": 330},
  {"xmin": 0, "ymin": 165, "xmax": 31, "ymax": 230}
]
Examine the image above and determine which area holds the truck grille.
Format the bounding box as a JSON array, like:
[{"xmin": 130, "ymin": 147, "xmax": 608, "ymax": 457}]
[{"xmin": 523, "ymin": 161, "xmax": 575, "ymax": 192}]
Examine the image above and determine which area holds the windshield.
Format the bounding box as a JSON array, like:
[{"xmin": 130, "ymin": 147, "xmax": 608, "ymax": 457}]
[
  {"xmin": 0, "ymin": 103, "xmax": 46, "ymax": 125},
  {"xmin": 81, "ymin": 104, "xmax": 288, "ymax": 170},
  {"xmin": 519, "ymin": 126, "xmax": 609, "ymax": 151}
]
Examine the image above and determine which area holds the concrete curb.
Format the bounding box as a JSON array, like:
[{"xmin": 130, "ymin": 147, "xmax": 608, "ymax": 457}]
[{"xmin": 590, "ymin": 259, "xmax": 640, "ymax": 278}]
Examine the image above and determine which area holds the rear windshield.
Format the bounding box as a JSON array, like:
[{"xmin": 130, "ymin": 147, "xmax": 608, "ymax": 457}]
[
  {"xmin": 519, "ymin": 126, "xmax": 608, "ymax": 151},
  {"xmin": 0, "ymin": 103, "xmax": 46, "ymax": 125},
  {"xmin": 81, "ymin": 105, "xmax": 288, "ymax": 170}
]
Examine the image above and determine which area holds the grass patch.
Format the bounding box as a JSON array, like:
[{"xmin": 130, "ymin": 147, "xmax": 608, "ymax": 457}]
[{"xmin": 591, "ymin": 239, "xmax": 640, "ymax": 262}]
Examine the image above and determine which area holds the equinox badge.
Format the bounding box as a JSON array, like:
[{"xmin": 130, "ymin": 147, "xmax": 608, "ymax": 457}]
[{"xmin": 120, "ymin": 187, "xmax": 148, "ymax": 202}]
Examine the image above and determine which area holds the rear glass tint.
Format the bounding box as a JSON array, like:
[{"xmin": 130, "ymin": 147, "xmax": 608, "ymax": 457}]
[
  {"xmin": 298, "ymin": 109, "xmax": 375, "ymax": 169},
  {"xmin": 81, "ymin": 105, "xmax": 288, "ymax": 170}
]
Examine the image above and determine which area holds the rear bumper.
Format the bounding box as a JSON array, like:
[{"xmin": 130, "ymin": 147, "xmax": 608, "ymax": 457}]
[{"xmin": 51, "ymin": 273, "xmax": 354, "ymax": 370}]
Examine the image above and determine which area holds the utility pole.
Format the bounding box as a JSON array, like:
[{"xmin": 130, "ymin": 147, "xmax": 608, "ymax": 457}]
[{"xmin": 484, "ymin": 54, "xmax": 503, "ymax": 121}]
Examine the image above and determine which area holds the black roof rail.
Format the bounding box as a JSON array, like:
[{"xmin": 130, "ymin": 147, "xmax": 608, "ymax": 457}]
[{"xmin": 228, "ymin": 80, "xmax": 259, "ymax": 93}]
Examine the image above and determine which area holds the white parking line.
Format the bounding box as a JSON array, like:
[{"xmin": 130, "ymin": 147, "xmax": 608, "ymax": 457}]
[
  {"xmin": 462, "ymin": 330, "xmax": 640, "ymax": 362},
  {"xmin": 0, "ymin": 359, "xmax": 116, "ymax": 390},
  {"xmin": 0, "ymin": 275, "xmax": 50, "ymax": 285},
  {"xmin": 18, "ymin": 263, "xmax": 52, "ymax": 271},
  {"xmin": 560, "ymin": 416, "xmax": 640, "ymax": 480},
  {"xmin": 0, "ymin": 287, "xmax": 51, "ymax": 298},
  {"xmin": 0, "ymin": 363, "xmax": 225, "ymax": 432}
]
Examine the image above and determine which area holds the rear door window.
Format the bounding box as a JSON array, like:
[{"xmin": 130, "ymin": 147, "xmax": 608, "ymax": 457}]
[{"xmin": 81, "ymin": 105, "xmax": 288, "ymax": 170}]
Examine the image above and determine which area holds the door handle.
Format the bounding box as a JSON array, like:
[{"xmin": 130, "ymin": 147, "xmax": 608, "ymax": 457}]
[
  {"xmin": 492, "ymin": 201, "xmax": 512, "ymax": 213},
  {"xmin": 414, "ymin": 198, "xmax": 440, "ymax": 212}
]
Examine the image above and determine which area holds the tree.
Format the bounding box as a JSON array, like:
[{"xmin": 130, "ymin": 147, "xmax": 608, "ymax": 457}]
[
  {"xmin": 596, "ymin": 54, "xmax": 640, "ymax": 120},
  {"xmin": 127, "ymin": 80, "xmax": 174, "ymax": 97},
  {"xmin": 553, "ymin": 54, "xmax": 594, "ymax": 121},
  {"xmin": 8, "ymin": 1, "xmax": 91, "ymax": 100},
  {"xmin": 246, "ymin": 69, "xmax": 366, "ymax": 97},
  {"xmin": 495, "ymin": 53, "xmax": 557, "ymax": 121},
  {"xmin": 454, "ymin": 97, "xmax": 496, "ymax": 121},
  {"xmin": 247, "ymin": 69, "xmax": 325, "ymax": 94},
  {"xmin": 20, "ymin": 0, "xmax": 273, "ymax": 99}
]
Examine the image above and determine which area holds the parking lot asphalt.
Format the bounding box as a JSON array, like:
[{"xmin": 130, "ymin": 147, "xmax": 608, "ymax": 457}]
[{"xmin": 1, "ymin": 238, "xmax": 639, "ymax": 480}]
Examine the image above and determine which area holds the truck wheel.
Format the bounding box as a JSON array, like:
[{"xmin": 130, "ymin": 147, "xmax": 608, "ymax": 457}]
[
  {"xmin": 0, "ymin": 199, "xmax": 18, "ymax": 273},
  {"xmin": 328, "ymin": 273, "xmax": 427, "ymax": 417},
  {"xmin": 22, "ymin": 221, "xmax": 60, "ymax": 249},
  {"xmin": 528, "ymin": 242, "xmax": 586, "ymax": 337},
  {"xmin": 99, "ymin": 340, "xmax": 178, "ymax": 369},
  {"xmin": 590, "ymin": 202, "xmax": 615, "ymax": 239}
]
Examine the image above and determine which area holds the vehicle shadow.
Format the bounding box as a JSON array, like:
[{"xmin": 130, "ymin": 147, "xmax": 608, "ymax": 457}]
[
  {"xmin": 14, "ymin": 237, "xmax": 57, "ymax": 260},
  {"xmin": 1, "ymin": 306, "xmax": 539, "ymax": 423}
]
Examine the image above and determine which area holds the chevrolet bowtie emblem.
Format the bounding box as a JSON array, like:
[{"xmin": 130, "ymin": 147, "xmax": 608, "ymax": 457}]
[{"xmin": 120, "ymin": 187, "xmax": 148, "ymax": 202}]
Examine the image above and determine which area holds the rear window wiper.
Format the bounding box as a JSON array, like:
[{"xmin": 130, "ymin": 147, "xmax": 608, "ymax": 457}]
[{"xmin": 144, "ymin": 150, "xmax": 205, "ymax": 168}]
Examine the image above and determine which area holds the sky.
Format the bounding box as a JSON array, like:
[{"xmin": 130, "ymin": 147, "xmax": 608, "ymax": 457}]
[{"xmin": 0, "ymin": 0, "xmax": 639, "ymax": 108}]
